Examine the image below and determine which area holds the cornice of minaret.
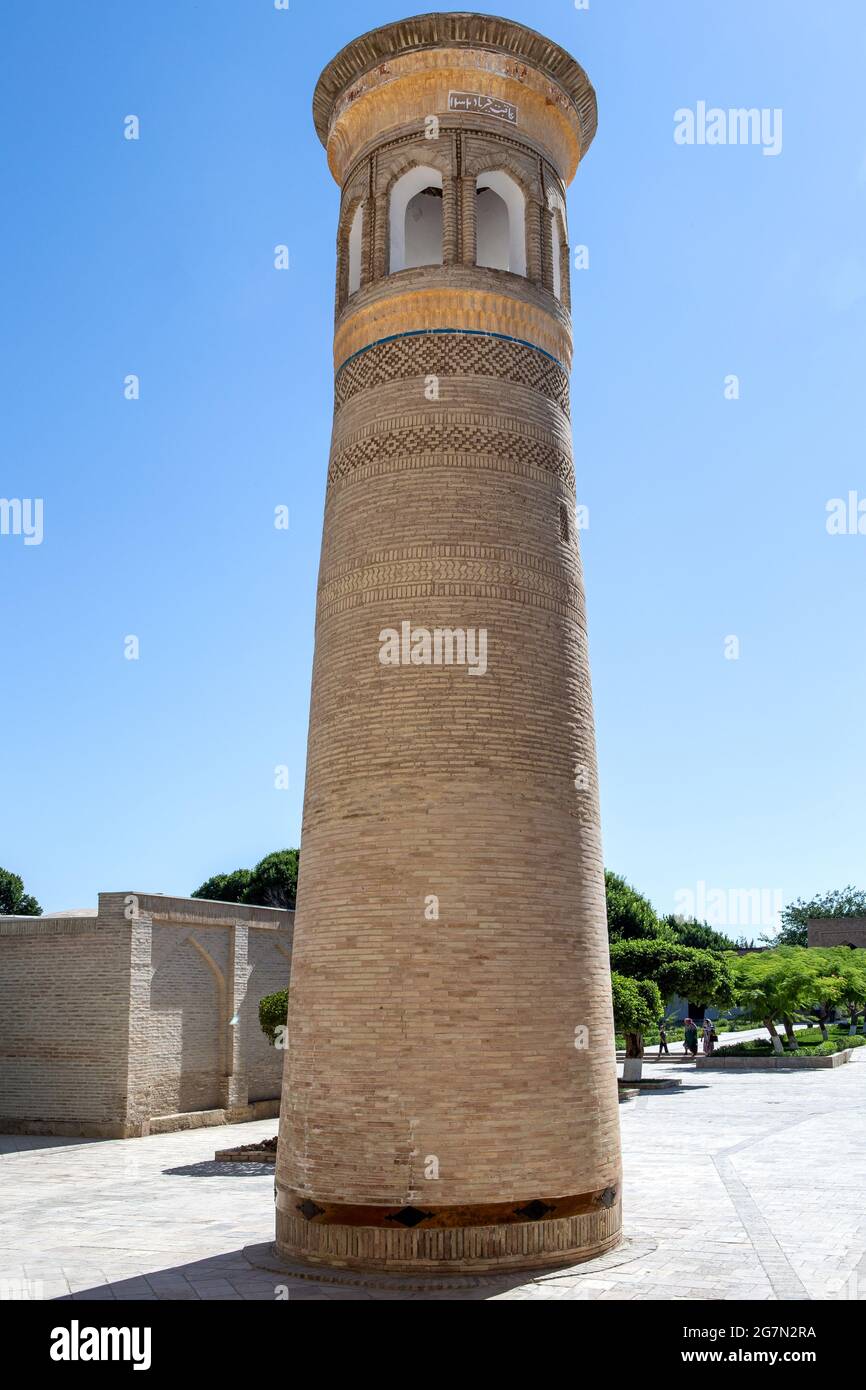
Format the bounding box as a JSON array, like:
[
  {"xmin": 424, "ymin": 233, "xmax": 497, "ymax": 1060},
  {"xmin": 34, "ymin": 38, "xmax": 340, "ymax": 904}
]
[{"xmin": 313, "ymin": 11, "xmax": 598, "ymax": 185}]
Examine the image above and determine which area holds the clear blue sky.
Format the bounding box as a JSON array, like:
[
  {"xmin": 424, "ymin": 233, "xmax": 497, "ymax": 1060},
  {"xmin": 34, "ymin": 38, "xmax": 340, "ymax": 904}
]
[{"xmin": 1, "ymin": 1, "xmax": 864, "ymax": 935}]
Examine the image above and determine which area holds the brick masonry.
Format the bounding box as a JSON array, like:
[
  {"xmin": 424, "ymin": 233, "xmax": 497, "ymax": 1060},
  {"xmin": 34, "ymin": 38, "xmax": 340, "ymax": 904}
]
[
  {"xmin": 276, "ymin": 14, "xmax": 622, "ymax": 1273},
  {"xmin": 808, "ymin": 916, "xmax": 866, "ymax": 948},
  {"xmin": 0, "ymin": 893, "xmax": 293, "ymax": 1138}
]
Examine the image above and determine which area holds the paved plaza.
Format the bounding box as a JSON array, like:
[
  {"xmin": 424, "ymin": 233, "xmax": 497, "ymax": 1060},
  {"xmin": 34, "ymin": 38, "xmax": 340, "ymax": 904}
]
[{"xmin": 2, "ymin": 1045, "xmax": 864, "ymax": 1301}]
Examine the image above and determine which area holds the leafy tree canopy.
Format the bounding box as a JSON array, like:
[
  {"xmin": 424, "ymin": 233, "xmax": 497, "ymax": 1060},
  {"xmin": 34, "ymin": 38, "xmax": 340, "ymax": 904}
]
[
  {"xmin": 245, "ymin": 849, "xmax": 298, "ymax": 909},
  {"xmin": 0, "ymin": 867, "xmax": 42, "ymax": 917},
  {"xmin": 816, "ymin": 947, "xmax": 866, "ymax": 1008},
  {"xmin": 605, "ymin": 870, "xmax": 667, "ymax": 943},
  {"xmin": 611, "ymin": 973, "xmax": 663, "ymax": 1034},
  {"xmin": 192, "ymin": 849, "xmax": 298, "ymax": 910},
  {"xmin": 191, "ymin": 869, "xmax": 251, "ymax": 905},
  {"xmin": 731, "ymin": 945, "xmax": 842, "ymax": 1022},
  {"xmin": 610, "ymin": 938, "xmax": 736, "ymax": 1010},
  {"xmin": 661, "ymin": 914, "xmax": 742, "ymax": 952}
]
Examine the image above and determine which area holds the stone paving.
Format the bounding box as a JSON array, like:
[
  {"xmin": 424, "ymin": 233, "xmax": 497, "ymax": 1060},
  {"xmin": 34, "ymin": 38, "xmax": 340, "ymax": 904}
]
[{"xmin": 1, "ymin": 1045, "xmax": 864, "ymax": 1301}]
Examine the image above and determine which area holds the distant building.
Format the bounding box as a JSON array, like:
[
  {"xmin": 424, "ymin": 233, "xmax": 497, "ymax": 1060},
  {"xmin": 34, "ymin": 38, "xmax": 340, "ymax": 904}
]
[
  {"xmin": 808, "ymin": 916, "xmax": 866, "ymax": 948},
  {"xmin": 0, "ymin": 891, "xmax": 292, "ymax": 1138}
]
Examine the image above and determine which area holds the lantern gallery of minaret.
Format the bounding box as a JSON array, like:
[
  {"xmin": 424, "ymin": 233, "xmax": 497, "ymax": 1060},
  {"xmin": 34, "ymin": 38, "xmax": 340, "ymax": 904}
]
[{"xmin": 275, "ymin": 12, "xmax": 623, "ymax": 1273}]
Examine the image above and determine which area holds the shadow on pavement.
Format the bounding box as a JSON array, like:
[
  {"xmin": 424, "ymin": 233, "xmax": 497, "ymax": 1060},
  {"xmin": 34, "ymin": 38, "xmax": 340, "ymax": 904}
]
[{"xmin": 162, "ymin": 1160, "xmax": 276, "ymax": 1178}]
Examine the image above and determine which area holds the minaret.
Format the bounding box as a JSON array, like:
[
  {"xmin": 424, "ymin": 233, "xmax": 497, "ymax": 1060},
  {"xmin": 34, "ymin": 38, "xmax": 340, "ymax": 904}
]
[{"xmin": 276, "ymin": 12, "xmax": 621, "ymax": 1273}]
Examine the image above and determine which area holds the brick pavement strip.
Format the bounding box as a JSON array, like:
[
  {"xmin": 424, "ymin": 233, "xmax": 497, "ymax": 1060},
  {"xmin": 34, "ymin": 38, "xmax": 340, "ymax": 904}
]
[{"xmin": 0, "ymin": 1054, "xmax": 864, "ymax": 1301}]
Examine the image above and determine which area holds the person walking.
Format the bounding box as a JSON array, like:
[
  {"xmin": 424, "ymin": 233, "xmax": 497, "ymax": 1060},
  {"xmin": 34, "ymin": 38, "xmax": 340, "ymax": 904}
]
[
  {"xmin": 683, "ymin": 1017, "xmax": 698, "ymax": 1058},
  {"xmin": 658, "ymin": 1020, "xmax": 669, "ymax": 1056},
  {"xmin": 703, "ymin": 1016, "xmax": 718, "ymax": 1056}
]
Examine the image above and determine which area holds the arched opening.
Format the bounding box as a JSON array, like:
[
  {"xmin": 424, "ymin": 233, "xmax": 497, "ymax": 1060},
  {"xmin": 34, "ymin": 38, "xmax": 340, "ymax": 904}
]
[
  {"xmin": 347, "ymin": 203, "xmax": 363, "ymax": 295},
  {"xmin": 551, "ymin": 212, "xmax": 562, "ymax": 301},
  {"xmin": 475, "ymin": 171, "xmax": 526, "ymax": 276},
  {"xmin": 389, "ymin": 166, "xmax": 443, "ymax": 273}
]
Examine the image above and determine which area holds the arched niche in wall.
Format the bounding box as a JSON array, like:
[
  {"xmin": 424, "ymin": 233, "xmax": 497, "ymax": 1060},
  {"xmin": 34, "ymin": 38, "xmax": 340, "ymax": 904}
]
[
  {"xmin": 547, "ymin": 194, "xmax": 570, "ymax": 307},
  {"xmin": 476, "ymin": 170, "xmax": 526, "ymax": 276},
  {"xmin": 551, "ymin": 210, "xmax": 562, "ymax": 300},
  {"xmin": 389, "ymin": 166, "xmax": 443, "ymax": 272},
  {"xmin": 347, "ymin": 203, "xmax": 364, "ymax": 295}
]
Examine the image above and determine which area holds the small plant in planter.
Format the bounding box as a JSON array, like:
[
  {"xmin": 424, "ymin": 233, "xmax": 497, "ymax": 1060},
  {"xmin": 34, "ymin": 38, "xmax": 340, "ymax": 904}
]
[
  {"xmin": 259, "ymin": 988, "xmax": 288, "ymax": 1047},
  {"xmin": 612, "ymin": 974, "xmax": 663, "ymax": 1083}
]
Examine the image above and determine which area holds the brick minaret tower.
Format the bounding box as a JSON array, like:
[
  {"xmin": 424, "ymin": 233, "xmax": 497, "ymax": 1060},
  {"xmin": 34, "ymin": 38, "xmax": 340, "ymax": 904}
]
[{"xmin": 276, "ymin": 12, "xmax": 622, "ymax": 1273}]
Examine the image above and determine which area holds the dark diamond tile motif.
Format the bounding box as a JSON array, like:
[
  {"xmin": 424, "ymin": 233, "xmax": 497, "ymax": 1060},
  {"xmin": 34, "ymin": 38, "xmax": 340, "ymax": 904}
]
[
  {"xmin": 386, "ymin": 1206, "xmax": 434, "ymax": 1228},
  {"xmin": 297, "ymin": 1199, "xmax": 325, "ymax": 1222},
  {"xmin": 515, "ymin": 1200, "xmax": 555, "ymax": 1221}
]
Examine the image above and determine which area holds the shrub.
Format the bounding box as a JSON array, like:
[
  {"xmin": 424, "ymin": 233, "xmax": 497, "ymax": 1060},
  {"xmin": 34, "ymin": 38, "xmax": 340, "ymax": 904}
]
[
  {"xmin": 714, "ymin": 1034, "xmax": 865, "ymax": 1057},
  {"xmin": 259, "ymin": 988, "xmax": 288, "ymax": 1045}
]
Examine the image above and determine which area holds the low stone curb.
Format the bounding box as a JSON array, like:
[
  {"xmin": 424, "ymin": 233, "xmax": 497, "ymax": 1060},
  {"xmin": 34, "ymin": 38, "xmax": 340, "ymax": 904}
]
[
  {"xmin": 617, "ymin": 1078, "xmax": 682, "ymax": 1089},
  {"xmin": 697, "ymin": 1047, "xmax": 855, "ymax": 1070}
]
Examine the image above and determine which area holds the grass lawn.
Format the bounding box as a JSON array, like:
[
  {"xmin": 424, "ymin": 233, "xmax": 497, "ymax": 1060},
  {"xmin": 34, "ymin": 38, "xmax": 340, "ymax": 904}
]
[{"xmin": 714, "ymin": 1024, "xmax": 866, "ymax": 1058}]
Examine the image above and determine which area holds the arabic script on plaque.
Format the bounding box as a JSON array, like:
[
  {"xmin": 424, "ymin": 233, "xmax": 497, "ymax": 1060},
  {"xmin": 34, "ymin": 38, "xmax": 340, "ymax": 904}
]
[{"xmin": 448, "ymin": 91, "xmax": 518, "ymax": 125}]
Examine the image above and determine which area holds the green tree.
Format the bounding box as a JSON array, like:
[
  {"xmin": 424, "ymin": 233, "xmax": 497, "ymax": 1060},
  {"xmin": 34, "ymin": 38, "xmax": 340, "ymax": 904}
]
[
  {"xmin": 805, "ymin": 947, "xmax": 866, "ymax": 1039},
  {"xmin": 730, "ymin": 946, "xmax": 841, "ymax": 1052},
  {"xmin": 610, "ymin": 939, "xmax": 735, "ymax": 1079},
  {"xmin": 191, "ymin": 868, "xmax": 251, "ymax": 904},
  {"xmin": 610, "ymin": 939, "xmax": 735, "ymax": 1008},
  {"xmin": 661, "ymin": 915, "xmax": 741, "ymax": 952},
  {"xmin": 605, "ymin": 870, "xmax": 667, "ymax": 943},
  {"xmin": 191, "ymin": 849, "xmax": 299, "ymax": 910},
  {"xmin": 763, "ymin": 885, "xmax": 866, "ymax": 947},
  {"xmin": 611, "ymin": 973, "xmax": 663, "ymax": 1081},
  {"xmin": 245, "ymin": 849, "xmax": 298, "ymax": 910},
  {"xmin": 0, "ymin": 867, "xmax": 42, "ymax": 917}
]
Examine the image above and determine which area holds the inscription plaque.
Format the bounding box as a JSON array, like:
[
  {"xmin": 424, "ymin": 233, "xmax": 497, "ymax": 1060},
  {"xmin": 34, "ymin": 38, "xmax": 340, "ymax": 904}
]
[{"xmin": 448, "ymin": 91, "xmax": 518, "ymax": 124}]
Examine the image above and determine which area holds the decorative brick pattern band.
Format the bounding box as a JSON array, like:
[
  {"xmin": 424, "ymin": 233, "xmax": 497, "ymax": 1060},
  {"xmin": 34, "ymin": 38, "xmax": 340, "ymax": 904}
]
[
  {"xmin": 334, "ymin": 285, "xmax": 571, "ymax": 369},
  {"xmin": 277, "ymin": 1183, "xmax": 617, "ymax": 1227},
  {"xmin": 316, "ymin": 543, "xmax": 585, "ymax": 625},
  {"xmin": 334, "ymin": 329, "xmax": 570, "ymax": 413},
  {"xmin": 328, "ymin": 420, "xmax": 575, "ymax": 490},
  {"xmin": 276, "ymin": 1199, "xmax": 622, "ymax": 1274}
]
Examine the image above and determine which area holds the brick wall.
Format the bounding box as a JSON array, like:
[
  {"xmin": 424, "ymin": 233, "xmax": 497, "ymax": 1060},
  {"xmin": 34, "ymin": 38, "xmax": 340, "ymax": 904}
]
[
  {"xmin": 0, "ymin": 892, "xmax": 293, "ymax": 1137},
  {"xmin": 808, "ymin": 916, "xmax": 866, "ymax": 948},
  {"xmin": 0, "ymin": 909, "xmax": 130, "ymax": 1133}
]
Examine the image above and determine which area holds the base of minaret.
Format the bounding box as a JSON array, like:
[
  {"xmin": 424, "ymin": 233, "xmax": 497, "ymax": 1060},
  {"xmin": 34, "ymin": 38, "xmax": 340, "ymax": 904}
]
[{"xmin": 275, "ymin": 1187, "xmax": 622, "ymax": 1274}]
